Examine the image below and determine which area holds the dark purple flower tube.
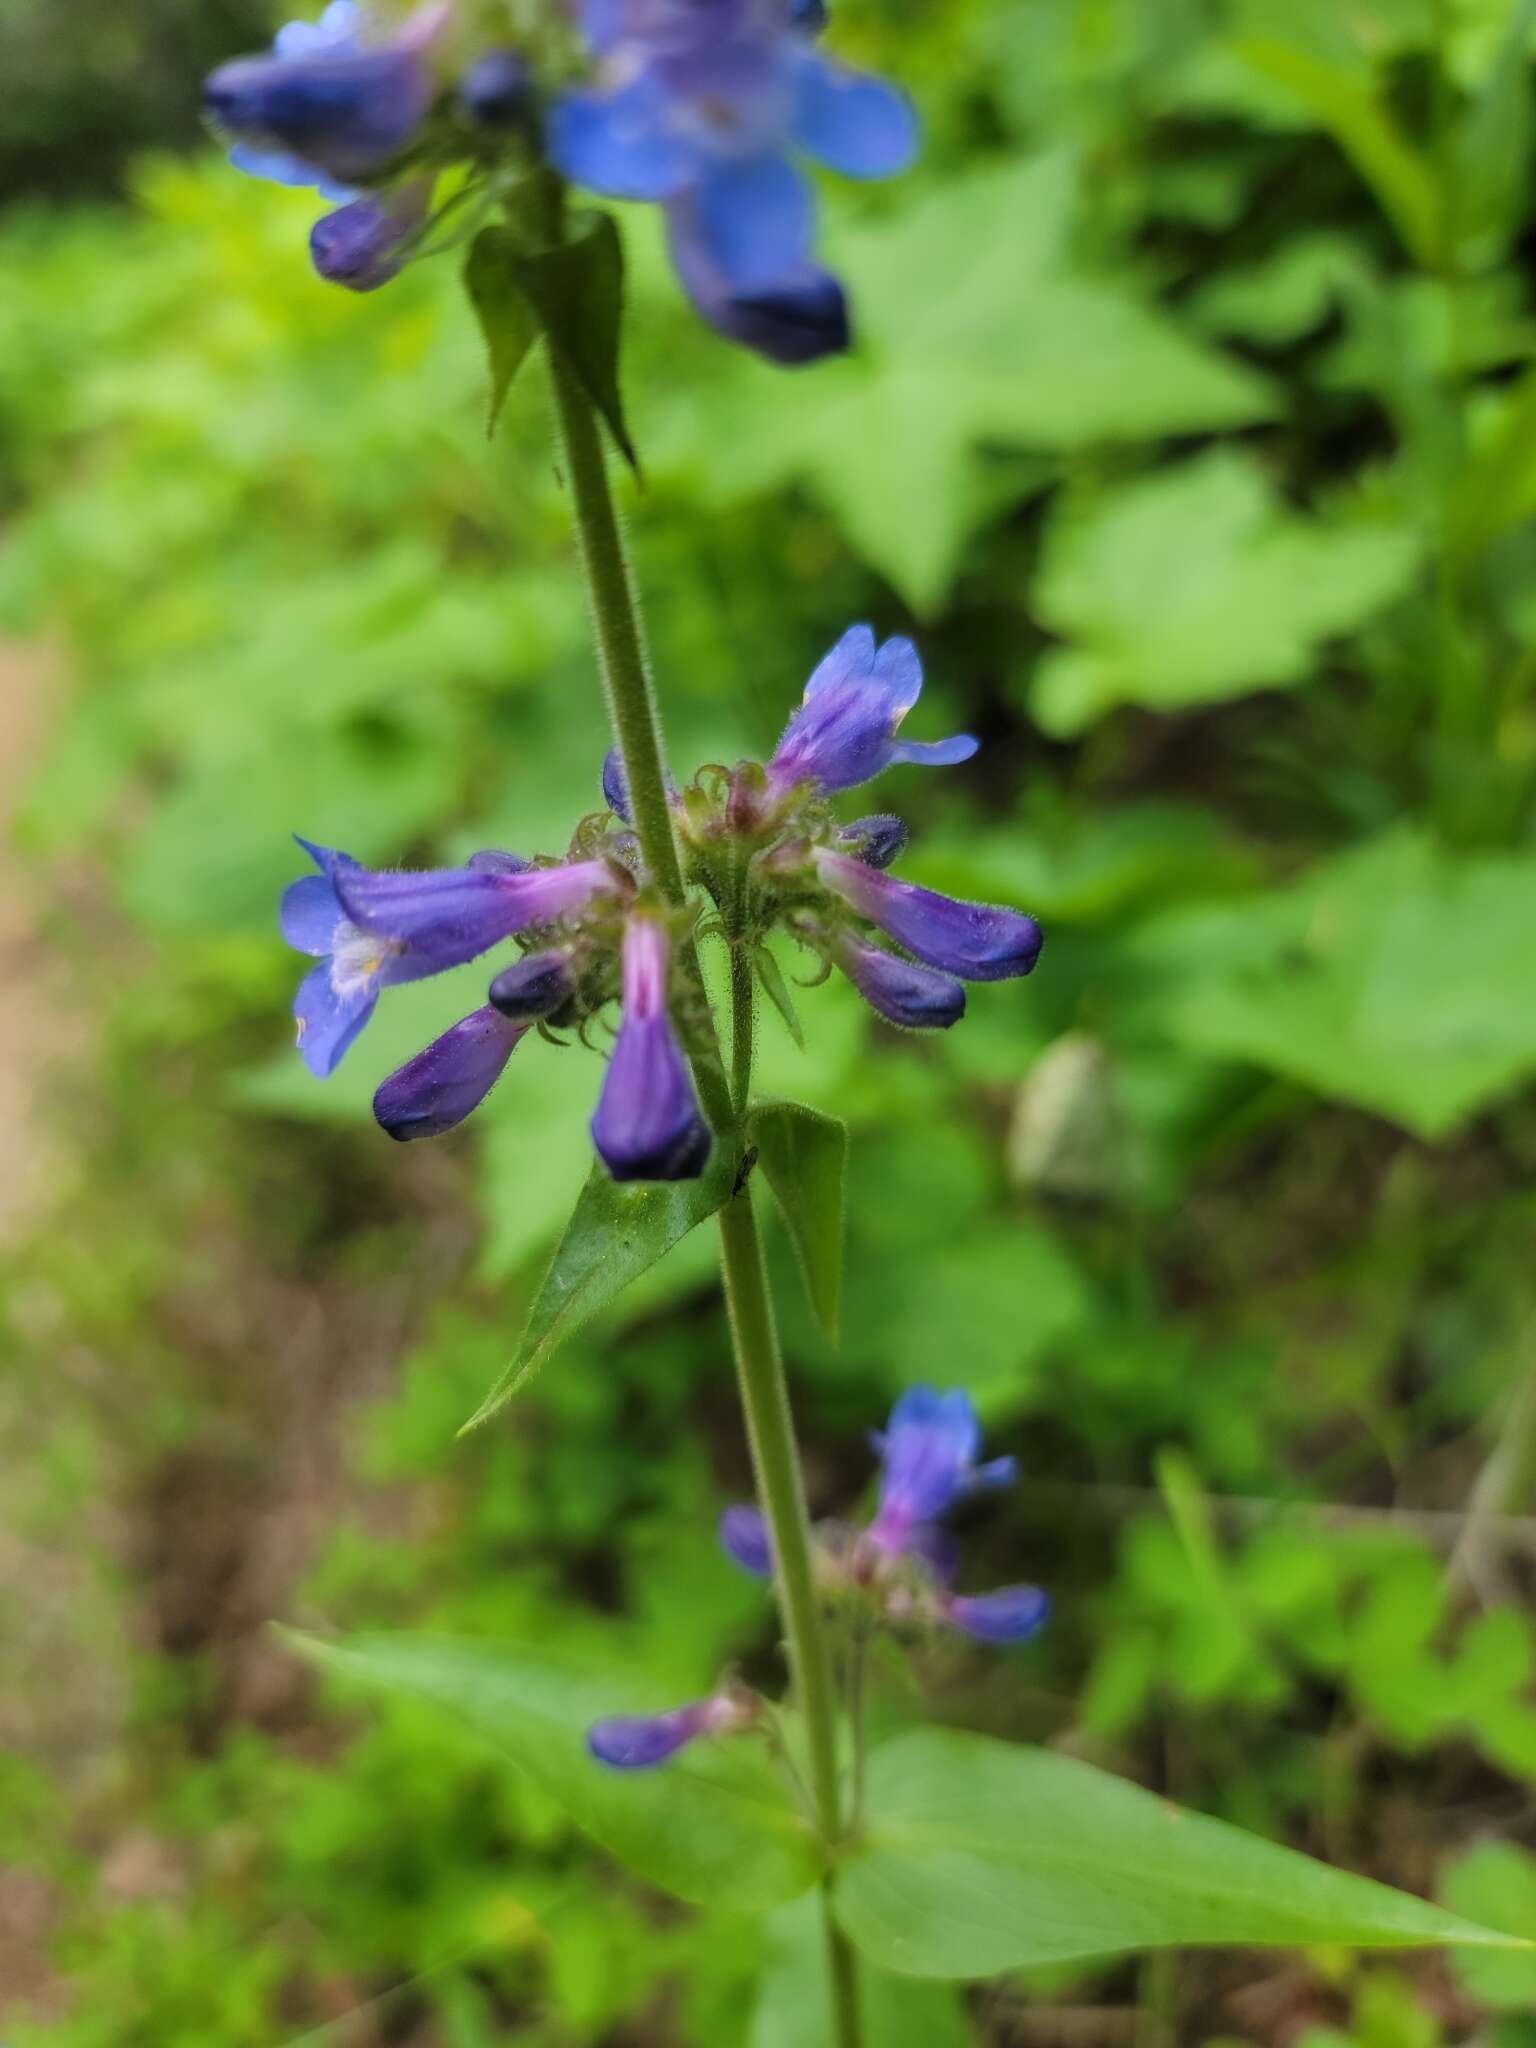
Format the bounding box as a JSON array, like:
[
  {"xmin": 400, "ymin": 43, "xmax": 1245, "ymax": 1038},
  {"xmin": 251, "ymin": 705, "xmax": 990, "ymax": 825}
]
[
  {"xmin": 816, "ymin": 850, "xmax": 1042, "ymax": 983},
  {"xmin": 310, "ymin": 180, "xmax": 429, "ymax": 291},
  {"xmin": 943, "ymin": 1585, "xmax": 1051, "ymax": 1644},
  {"xmin": 665, "ymin": 194, "xmax": 850, "ymax": 365},
  {"xmin": 832, "ymin": 930, "xmax": 964, "ymax": 1031},
  {"xmin": 868, "ymin": 1386, "xmax": 1016, "ymax": 1556},
  {"xmin": 373, "ymin": 1006, "xmax": 526, "ymax": 1141},
  {"xmin": 719, "ymin": 1505, "xmax": 773, "ymax": 1577},
  {"xmin": 590, "ymin": 919, "xmax": 712, "ymax": 1183},
  {"xmin": 770, "ymin": 627, "xmax": 976, "ymax": 795},
  {"xmin": 836, "ymin": 814, "xmax": 908, "ymax": 870},
  {"xmin": 204, "ymin": 37, "xmax": 434, "ymax": 182},
  {"xmin": 587, "ymin": 1691, "xmax": 752, "ymax": 1769},
  {"xmin": 488, "ymin": 949, "xmax": 578, "ymax": 1023}
]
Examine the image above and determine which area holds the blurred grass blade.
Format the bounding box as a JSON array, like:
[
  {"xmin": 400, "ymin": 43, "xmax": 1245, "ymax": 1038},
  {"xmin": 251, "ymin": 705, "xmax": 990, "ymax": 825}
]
[
  {"xmin": 1232, "ymin": 38, "xmax": 1442, "ymax": 266},
  {"xmin": 836, "ymin": 1728, "xmax": 1531, "ymax": 1978}
]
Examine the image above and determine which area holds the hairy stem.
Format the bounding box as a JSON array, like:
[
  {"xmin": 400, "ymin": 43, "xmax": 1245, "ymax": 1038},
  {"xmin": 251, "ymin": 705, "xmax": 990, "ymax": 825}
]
[{"xmin": 549, "ymin": 349, "xmax": 861, "ymax": 2048}]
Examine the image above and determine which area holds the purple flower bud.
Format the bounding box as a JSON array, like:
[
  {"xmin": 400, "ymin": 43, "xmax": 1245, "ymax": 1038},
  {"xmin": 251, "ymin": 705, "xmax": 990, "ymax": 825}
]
[
  {"xmin": 310, "ymin": 180, "xmax": 428, "ymax": 292},
  {"xmin": 458, "ymin": 48, "xmax": 532, "ymax": 127},
  {"xmin": 373, "ymin": 1006, "xmax": 527, "ymax": 1141},
  {"xmin": 836, "ymin": 815, "xmax": 908, "ymax": 870},
  {"xmin": 868, "ymin": 1386, "xmax": 1013, "ymax": 1556},
  {"xmin": 719, "ymin": 1505, "xmax": 773, "ymax": 1577},
  {"xmin": 832, "ymin": 931, "xmax": 964, "ymax": 1031},
  {"xmin": 488, "ymin": 949, "xmax": 577, "ymax": 1023},
  {"xmin": 943, "ymin": 1585, "xmax": 1050, "ymax": 1645},
  {"xmin": 205, "ymin": 33, "xmax": 434, "ymax": 182},
  {"xmin": 590, "ymin": 919, "xmax": 712, "ymax": 1183},
  {"xmin": 770, "ymin": 628, "xmax": 976, "ymax": 794},
  {"xmin": 587, "ymin": 1691, "xmax": 752, "ymax": 1769},
  {"xmin": 816, "ymin": 851, "xmax": 1042, "ymax": 983},
  {"xmin": 602, "ymin": 748, "xmax": 632, "ymax": 822}
]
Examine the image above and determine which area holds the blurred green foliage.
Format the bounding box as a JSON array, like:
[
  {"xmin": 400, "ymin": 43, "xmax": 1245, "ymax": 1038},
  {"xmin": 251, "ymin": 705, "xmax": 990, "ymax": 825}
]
[{"xmin": 6, "ymin": 0, "xmax": 1536, "ymax": 2040}]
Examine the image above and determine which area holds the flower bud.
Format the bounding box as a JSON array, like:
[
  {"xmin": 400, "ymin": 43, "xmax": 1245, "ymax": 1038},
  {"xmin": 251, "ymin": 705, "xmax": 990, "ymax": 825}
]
[
  {"xmin": 310, "ymin": 181, "xmax": 428, "ymax": 292},
  {"xmin": 719, "ymin": 1505, "xmax": 773, "ymax": 1577},
  {"xmin": 836, "ymin": 814, "xmax": 908, "ymax": 870},
  {"xmin": 943, "ymin": 1586, "xmax": 1050, "ymax": 1644},
  {"xmin": 458, "ymin": 49, "xmax": 532, "ymax": 127},
  {"xmin": 373, "ymin": 1006, "xmax": 526, "ymax": 1141},
  {"xmin": 488, "ymin": 949, "xmax": 577, "ymax": 1023},
  {"xmin": 587, "ymin": 1689, "xmax": 755, "ymax": 1769}
]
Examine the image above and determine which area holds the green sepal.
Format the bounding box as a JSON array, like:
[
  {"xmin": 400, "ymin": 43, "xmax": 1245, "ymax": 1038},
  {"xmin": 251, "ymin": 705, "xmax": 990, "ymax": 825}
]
[
  {"xmin": 463, "ymin": 1147, "xmax": 735, "ymax": 1430},
  {"xmin": 754, "ymin": 945, "xmax": 806, "ymax": 1050},
  {"xmin": 749, "ymin": 1099, "xmax": 847, "ymax": 1343}
]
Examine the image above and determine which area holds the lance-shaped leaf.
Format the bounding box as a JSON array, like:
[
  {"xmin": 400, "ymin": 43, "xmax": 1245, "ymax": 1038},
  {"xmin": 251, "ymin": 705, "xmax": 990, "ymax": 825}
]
[
  {"xmin": 834, "ymin": 1728, "xmax": 1528, "ymax": 1980},
  {"xmin": 288, "ymin": 1632, "xmax": 819, "ymax": 1912},
  {"xmin": 465, "ymin": 226, "xmax": 539, "ymax": 435},
  {"xmin": 750, "ymin": 1099, "xmax": 847, "ymax": 1343},
  {"xmin": 516, "ymin": 210, "xmax": 637, "ymax": 470},
  {"xmin": 464, "ymin": 1148, "xmax": 734, "ymax": 1429}
]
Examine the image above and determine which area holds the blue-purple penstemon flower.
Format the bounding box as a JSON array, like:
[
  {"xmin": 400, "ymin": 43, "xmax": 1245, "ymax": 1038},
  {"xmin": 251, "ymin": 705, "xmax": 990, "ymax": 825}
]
[
  {"xmin": 590, "ymin": 917, "xmax": 713, "ymax": 1182},
  {"xmin": 550, "ymin": 0, "xmax": 918, "ymax": 363},
  {"xmin": 768, "ymin": 626, "xmax": 976, "ymax": 796},
  {"xmin": 589, "ymin": 1387, "xmax": 1046, "ymax": 1772}
]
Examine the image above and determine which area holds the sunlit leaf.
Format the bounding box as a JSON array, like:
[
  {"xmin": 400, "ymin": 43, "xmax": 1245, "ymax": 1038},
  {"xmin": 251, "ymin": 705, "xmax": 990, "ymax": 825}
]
[
  {"xmin": 835, "ymin": 1728, "xmax": 1527, "ymax": 1979},
  {"xmin": 289, "ymin": 1633, "xmax": 819, "ymax": 1912}
]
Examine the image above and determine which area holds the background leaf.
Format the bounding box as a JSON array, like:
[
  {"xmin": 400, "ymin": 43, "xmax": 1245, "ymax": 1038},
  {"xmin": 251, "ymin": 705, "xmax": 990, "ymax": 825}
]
[{"xmin": 290, "ymin": 1633, "xmax": 819, "ymax": 1912}]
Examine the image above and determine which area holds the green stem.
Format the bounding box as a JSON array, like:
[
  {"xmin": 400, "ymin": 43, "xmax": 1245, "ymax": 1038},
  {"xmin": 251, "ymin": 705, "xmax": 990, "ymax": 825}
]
[{"xmin": 547, "ymin": 336, "xmax": 861, "ymax": 2048}]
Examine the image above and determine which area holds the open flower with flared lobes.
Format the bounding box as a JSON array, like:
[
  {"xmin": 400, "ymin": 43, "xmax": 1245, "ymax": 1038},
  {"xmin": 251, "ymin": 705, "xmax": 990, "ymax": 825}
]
[
  {"xmin": 591, "ymin": 916, "xmax": 712, "ymax": 1182},
  {"xmin": 868, "ymin": 1387, "xmax": 1017, "ymax": 1558},
  {"xmin": 551, "ymin": 0, "xmax": 917, "ymax": 363},
  {"xmin": 280, "ymin": 838, "xmax": 616, "ymax": 1078},
  {"xmin": 815, "ymin": 849, "xmax": 1042, "ymax": 985},
  {"xmin": 588, "ymin": 1686, "xmax": 758, "ymax": 1769},
  {"xmin": 769, "ymin": 627, "xmax": 977, "ymax": 795}
]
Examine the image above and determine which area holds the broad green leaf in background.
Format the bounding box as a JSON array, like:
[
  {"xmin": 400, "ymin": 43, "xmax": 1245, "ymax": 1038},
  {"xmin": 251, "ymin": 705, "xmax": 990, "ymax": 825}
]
[
  {"xmin": 463, "ymin": 1148, "xmax": 735, "ymax": 1428},
  {"xmin": 464, "ymin": 226, "xmax": 539, "ymax": 435},
  {"xmin": 753, "ymin": 1895, "xmax": 973, "ymax": 2048},
  {"xmin": 514, "ymin": 210, "xmax": 637, "ymax": 470},
  {"xmin": 659, "ymin": 156, "xmax": 1273, "ymax": 615},
  {"xmin": 1441, "ymin": 1842, "xmax": 1536, "ymax": 2009},
  {"xmin": 1029, "ymin": 450, "xmax": 1420, "ymax": 735},
  {"xmin": 834, "ymin": 1728, "xmax": 1526, "ymax": 1980},
  {"xmin": 1138, "ymin": 830, "xmax": 1536, "ymax": 1138},
  {"xmin": 749, "ymin": 1100, "xmax": 847, "ymax": 1343},
  {"xmin": 1455, "ymin": 0, "xmax": 1536, "ymax": 263},
  {"xmin": 290, "ymin": 1634, "xmax": 819, "ymax": 1912}
]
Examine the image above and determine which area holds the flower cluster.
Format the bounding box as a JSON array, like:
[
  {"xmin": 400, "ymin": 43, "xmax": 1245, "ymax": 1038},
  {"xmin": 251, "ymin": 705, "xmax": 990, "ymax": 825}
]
[
  {"xmin": 203, "ymin": 0, "xmax": 916, "ymax": 362},
  {"xmin": 587, "ymin": 1387, "xmax": 1047, "ymax": 1769},
  {"xmin": 279, "ymin": 627, "xmax": 1042, "ymax": 1183}
]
